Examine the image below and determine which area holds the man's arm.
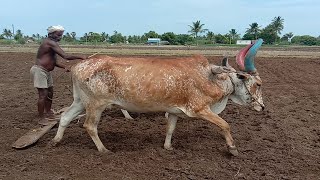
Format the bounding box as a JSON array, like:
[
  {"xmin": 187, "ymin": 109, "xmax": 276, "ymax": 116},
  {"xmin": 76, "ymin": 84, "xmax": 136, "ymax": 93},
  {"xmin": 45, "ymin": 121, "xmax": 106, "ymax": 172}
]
[
  {"xmin": 55, "ymin": 60, "xmax": 70, "ymax": 72},
  {"xmin": 49, "ymin": 40, "xmax": 87, "ymax": 60},
  {"xmin": 55, "ymin": 60, "xmax": 66, "ymax": 69}
]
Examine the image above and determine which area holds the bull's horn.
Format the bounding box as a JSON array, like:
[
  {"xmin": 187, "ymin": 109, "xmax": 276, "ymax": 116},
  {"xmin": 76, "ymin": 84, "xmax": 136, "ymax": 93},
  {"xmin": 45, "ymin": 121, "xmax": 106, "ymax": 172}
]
[
  {"xmin": 221, "ymin": 57, "xmax": 229, "ymax": 67},
  {"xmin": 244, "ymin": 38, "xmax": 263, "ymax": 73},
  {"xmin": 236, "ymin": 43, "xmax": 254, "ymax": 71}
]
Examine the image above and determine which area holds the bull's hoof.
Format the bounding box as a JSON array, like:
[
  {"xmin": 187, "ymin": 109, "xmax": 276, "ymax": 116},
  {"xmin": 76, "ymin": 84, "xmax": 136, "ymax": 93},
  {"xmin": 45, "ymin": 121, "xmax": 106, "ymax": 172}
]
[
  {"xmin": 164, "ymin": 145, "xmax": 174, "ymax": 151},
  {"xmin": 98, "ymin": 148, "xmax": 112, "ymax": 154},
  {"xmin": 228, "ymin": 146, "xmax": 239, "ymax": 156},
  {"xmin": 47, "ymin": 139, "xmax": 59, "ymax": 148}
]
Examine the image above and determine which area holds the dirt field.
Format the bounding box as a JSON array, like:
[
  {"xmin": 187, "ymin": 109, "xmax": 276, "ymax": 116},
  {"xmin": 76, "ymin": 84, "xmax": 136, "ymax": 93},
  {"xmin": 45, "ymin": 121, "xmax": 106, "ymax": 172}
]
[{"xmin": 0, "ymin": 51, "xmax": 319, "ymax": 180}]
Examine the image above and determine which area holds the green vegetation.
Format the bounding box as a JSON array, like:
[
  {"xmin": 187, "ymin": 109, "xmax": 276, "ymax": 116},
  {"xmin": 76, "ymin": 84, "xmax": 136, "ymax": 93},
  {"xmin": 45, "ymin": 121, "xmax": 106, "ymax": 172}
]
[{"xmin": 1, "ymin": 16, "xmax": 320, "ymax": 46}]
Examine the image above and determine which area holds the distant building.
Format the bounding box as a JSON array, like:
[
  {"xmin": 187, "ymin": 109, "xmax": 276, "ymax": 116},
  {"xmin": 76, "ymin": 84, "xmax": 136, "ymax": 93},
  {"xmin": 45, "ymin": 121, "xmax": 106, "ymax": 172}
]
[
  {"xmin": 236, "ymin": 40, "xmax": 252, "ymax": 45},
  {"xmin": 147, "ymin": 38, "xmax": 161, "ymax": 45}
]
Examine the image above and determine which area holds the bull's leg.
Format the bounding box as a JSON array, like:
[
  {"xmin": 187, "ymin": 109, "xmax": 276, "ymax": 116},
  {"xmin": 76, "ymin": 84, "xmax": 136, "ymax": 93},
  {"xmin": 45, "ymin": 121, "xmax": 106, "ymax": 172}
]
[
  {"xmin": 83, "ymin": 104, "xmax": 109, "ymax": 152},
  {"xmin": 52, "ymin": 101, "xmax": 84, "ymax": 144},
  {"xmin": 197, "ymin": 108, "xmax": 238, "ymax": 156},
  {"xmin": 121, "ymin": 109, "xmax": 134, "ymax": 120},
  {"xmin": 164, "ymin": 113, "xmax": 178, "ymax": 150}
]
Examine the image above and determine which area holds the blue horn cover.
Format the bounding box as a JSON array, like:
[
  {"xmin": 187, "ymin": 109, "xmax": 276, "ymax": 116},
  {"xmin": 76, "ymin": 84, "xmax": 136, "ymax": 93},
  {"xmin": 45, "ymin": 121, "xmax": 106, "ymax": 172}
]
[{"xmin": 244, "ymin": 38, "xmax": 263, "ymax": 72}]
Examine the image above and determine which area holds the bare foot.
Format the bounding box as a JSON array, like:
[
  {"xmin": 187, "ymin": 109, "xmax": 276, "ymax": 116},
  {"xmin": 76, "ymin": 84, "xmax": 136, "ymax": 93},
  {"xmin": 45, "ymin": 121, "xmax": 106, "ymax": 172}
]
[
  {"xmin": 45, "ymin": 113, "xmax": 60, "ymax": 121},
  {"xmin": 38, "ymin": 118, "xmax": 51, "ymax": 126}
]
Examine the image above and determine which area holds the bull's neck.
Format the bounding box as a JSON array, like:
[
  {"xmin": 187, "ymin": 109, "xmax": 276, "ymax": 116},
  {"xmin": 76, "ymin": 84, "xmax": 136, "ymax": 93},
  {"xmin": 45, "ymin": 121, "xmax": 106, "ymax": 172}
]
[
  {"xmin": 209, "ymin": 73, "xmax": 235, "ymax": 114},
  {"xmin": 224, "ymin": 73, "xmax": 236, "ymax": 96}
]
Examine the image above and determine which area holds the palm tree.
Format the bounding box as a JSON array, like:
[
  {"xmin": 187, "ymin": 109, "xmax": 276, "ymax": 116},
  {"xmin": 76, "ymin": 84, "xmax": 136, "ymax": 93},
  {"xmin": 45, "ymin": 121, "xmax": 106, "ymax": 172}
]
[
  {"xmin": 188, "ymin": 20, "xmax": 208, "ymax": 38},
  {"xmin": 188, "ymin": 20, "xmax": 208, "ymax": 45},
  {"xmin": 282, "ymin": 32, "xmax": 294, "ymax": 42},
  {"xmin": 228, "ymin": 29, "xmax": 240, "ymax": 44},
  {"xmin": 206, "ymin": 31, "xmax": 214, "ymax": 43},
  {"xmin": 246, "ymin": 22, "xmax": 261, "ymax": 40},
  {"xmin": 83, "ymin": 33, "xmax": 88, "ymax": 43},
  {"xmin": 36, "ymin": 33, "xmax": 40, "ymax": 41},
  {"xmin": 70, "ymin": 32, "xmax": 77, "ymax": 40},
  {"xmin": 63, "ymin": 32, "xmax": 73, "ymax": 42},
  {"xmin": 286, "ymin": 32, "xmax": 294, "ymax": 42},
  {"xmin": 3, "ymin": 29, "xmax": 13, "ymax": 39},
  {"xmin": 271, "ymin": 16, "xmax": 284, "ymax": 36},
  {"xmin": 101, "ymin": 32, "xmax": 109, "ymax": 42},
  {"xmin": 14, "ymin": 29, "xmax": 23, "ymax": 40}
]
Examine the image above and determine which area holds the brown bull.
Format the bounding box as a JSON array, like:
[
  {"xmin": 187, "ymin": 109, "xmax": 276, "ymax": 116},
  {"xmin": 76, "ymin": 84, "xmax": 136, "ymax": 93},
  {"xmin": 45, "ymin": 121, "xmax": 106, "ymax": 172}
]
[{"xmin": 52, "ymin": 39, "xmax": 265, "ymax": 156}]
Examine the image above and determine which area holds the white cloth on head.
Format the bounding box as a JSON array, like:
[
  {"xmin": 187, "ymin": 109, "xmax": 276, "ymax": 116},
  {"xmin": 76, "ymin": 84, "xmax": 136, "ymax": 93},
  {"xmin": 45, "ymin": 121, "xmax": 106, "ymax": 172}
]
[{"xmin": 47, "ymin": 25, "xmax": 65, "ymax": 34}]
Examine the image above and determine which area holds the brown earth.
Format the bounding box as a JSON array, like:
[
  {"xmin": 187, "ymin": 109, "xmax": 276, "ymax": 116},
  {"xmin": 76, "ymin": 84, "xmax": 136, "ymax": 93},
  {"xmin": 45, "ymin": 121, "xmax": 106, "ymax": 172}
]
[{"xmin": 0, "ymin": 52, "xmax": 319, "ymax": 180}]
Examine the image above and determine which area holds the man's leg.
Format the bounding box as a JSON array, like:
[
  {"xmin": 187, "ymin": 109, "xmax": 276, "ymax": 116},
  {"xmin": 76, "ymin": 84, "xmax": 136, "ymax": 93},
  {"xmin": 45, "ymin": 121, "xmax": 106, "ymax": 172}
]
[
  {"xmin": 45, "ymin": 86, "xmax": 54, "ymax": 115},
  {"xmin": 37, "ymin": 88, "xmax": 50, "ymax": 125}
]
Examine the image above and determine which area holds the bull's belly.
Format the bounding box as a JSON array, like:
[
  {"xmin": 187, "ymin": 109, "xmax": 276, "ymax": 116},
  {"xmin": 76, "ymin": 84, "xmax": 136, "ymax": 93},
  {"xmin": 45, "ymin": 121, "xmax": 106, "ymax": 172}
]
[{"xmin": 111, "ymin": 101, "xmax": 185, "ymax": 114}]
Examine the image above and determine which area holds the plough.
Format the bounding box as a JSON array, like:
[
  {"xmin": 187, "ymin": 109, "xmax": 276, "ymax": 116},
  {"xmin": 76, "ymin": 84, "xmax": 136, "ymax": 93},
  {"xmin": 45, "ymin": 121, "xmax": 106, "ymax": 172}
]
[{"xmin": 12, "ymin": 107, "xmax": 85, "ymax": 149}]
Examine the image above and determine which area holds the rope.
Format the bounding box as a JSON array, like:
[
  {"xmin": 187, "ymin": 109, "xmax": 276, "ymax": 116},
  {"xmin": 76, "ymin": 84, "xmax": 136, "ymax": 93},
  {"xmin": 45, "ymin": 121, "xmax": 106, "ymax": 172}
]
[
  {"xmin": 87, "ymin": 51, "xmax": 101, "ymax": 58},
  {"xmin": 47, "ymin": 95, "xmax": 53, "ymax": 101}
]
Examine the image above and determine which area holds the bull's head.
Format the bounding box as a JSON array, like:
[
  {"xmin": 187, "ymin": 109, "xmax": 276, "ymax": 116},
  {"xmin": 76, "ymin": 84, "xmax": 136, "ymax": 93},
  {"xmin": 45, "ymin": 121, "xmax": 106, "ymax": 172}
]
[{"xmin": 222, "ymin": 39, "xmax": 265, "ymax": 111}]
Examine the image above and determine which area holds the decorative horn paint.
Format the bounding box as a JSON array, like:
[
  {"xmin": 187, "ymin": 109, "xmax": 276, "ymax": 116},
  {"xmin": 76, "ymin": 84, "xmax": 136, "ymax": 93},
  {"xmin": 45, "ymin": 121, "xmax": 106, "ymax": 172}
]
[
  {"xmin": 244, "ymin": 38, "xmax": 263, "ymax": 72},
  {"xmin": 236, "ymin": 43, "xmax": 254, "ymax": 71}
]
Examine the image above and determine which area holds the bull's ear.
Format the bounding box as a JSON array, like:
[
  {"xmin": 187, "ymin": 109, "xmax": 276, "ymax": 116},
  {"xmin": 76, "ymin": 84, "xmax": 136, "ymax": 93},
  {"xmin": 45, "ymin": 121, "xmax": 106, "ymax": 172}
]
[
  {"xmin": 211, "ymin": 66, "xmax": 226, "ymax": 74},
  {"xmin": 236, "ymin": 72, "xmax": 250, "ymax": 80},
  {"xmin": 211, "ymin": 65, "xmax": 236, "ymax": 74}
]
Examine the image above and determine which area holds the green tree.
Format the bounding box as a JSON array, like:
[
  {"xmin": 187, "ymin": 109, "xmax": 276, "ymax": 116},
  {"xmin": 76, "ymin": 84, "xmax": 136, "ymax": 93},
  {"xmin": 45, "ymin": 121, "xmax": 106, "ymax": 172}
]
[
  {"xmin": 281, "ymin": 32, "xmax": 294, "ymax": 42},
  {"xmin": 206, "ymin": 31, "xmax": 215, "ymax": 43},
  {"xmin": 161, "ymin": 32, "xmax": 176, "ymax": 45},
  {"xmin": 127, "ymin": 35, "xmax": 142, "ymax": 44},
  {"xmin": 188, "ymin": 20, "xmax": 208, "ymax": 38},
  {"xmin": 245, "ymin": 22, "xmax": 261, "ymax": 40},
  {"xmin": 109, "ymin": 31, "xmax": 125, "ymax": 43},
  {"xmin": 87, "ymin": 32, "xmax": 103, "ymax": 43},
  {"xmin": 291, "ymin": 35, "xmax": 317, "ymax": 46},
  {"xmin": 14, "ymin": 29, "xmax": 23, "ymax": 40},
  {"xmin": 2, "ymin": 29, "xmax": 12, "ymax": 39},
  {"xmin": 175, "ymin": 34, "xmax": 194, "ymax": 45},
  {"xmin": 144, "ymin": 31, "xmax": 159, "ymax": 38},
  {"xmin": 188, "ymin": 20, "xmax": 208, "ymax": 45},
  {"xmin": 228, "ymin": 29, "xmax": 240, "ymax": 44},
  {"xmin": 63, "ymin": 32, "xmax": 74, "ymax": 42},
  {"xmin": 31, "ymin": 34, "xmax": 36, "ymax": 40},
  {"xmin": 271, "ymin": 16, "xmax": 284, "ymax": 36},
  {"xmin": 80, "ymin": 33, "xmax": 89, "ymax": 43},
  {"xmin": 101, "ymin": 32, "xmax": 109, "ymax": 42},
  {"xmin": 70, "ymin": 32, "xmax": 77, "ymax": 40},
  {"xmin": 260, "ymin": 25, "xmax": 278, "ymax": 44},
  {"xmin": 242, "ymin": 33, "xmax": 255, "ymax": 40},
  {"xmin": 214, "ymin": 34, "xmax": 229, "ymax": 44},
  {"xmin": 35, "ymin": 33, "xmax": 41, "ymax": 41}
]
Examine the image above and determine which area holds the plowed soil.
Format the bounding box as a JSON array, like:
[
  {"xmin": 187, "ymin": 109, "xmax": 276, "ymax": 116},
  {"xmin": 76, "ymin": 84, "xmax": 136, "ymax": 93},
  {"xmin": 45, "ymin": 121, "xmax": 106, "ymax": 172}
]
[{"xmin": 0, "ymin": 52, "xmax": 319, "ymax": 180}]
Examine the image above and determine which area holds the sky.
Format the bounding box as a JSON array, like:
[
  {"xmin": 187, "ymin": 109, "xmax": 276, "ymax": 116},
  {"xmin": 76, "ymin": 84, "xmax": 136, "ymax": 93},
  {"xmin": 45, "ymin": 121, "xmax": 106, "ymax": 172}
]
[{"xmin": 1, "ymin": 0, "xmax": 319, "ymax": 37}]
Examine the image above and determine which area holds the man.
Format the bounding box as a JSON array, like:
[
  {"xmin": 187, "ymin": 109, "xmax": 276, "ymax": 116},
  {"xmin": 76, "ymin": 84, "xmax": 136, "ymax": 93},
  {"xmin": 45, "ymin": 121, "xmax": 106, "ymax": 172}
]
[{"xmin": 30, "ymin": 25, "xmax": 87, "ymax": 125}]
